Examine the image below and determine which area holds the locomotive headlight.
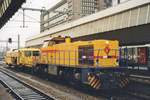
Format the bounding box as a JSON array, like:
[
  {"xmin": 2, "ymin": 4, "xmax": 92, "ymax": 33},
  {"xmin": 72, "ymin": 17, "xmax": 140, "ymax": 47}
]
[
  {"xmin": 82, "ymin": 56, "xmax": 86, "ymax": 59},
  {"xmin": 96, "ymin": 59, "xmax": 99, "ymax": 65},
  {"xmin": 116, "ymin": 62, "xmax": 119, "ymax": 66},
  {"xmin": 116, "ymin": 59, "xmax": 119, "ymax": 66},
  {"xmin": 106, "ymin": 41, "xmax": 109, "ymax": 44},
  {"xmin": 115, "ymin": 61, "xmax": 119, "ymax": 66}
]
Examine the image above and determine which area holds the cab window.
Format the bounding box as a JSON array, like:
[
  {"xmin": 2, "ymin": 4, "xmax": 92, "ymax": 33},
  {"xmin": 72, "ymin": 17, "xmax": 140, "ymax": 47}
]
[
  {"xmin": 43, "ymin": 41, "xmax": 49, "ymax": 47},
  {"xmin": 43, "ymin": 41, "xmax": 55, "ymax": 47},
  {"xmin": 33, "ymin": 51, "xmax": 40, "ymax": 56},
  {"xmin": 24, "ymin": 51, "xmax": 31, "ymax": 57}
]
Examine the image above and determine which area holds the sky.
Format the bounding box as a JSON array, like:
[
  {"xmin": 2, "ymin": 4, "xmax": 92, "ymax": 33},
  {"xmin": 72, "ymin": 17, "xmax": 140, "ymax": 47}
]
[{"xmin": 0, "ymin": 0, "xmax": 61, "ymax": 49}]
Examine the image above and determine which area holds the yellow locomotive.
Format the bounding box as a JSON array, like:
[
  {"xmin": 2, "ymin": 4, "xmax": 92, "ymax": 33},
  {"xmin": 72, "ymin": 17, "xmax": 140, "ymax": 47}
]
[
  {"xmin": 37, "ymin": 36, "xmax": 128, "ymax": 89},
  {"xmin": 40, "ymin": 37, "xmax": 119, "ymax": 67},
  {"xmin": 5, "ymin": 36, "xmax": 129, "ymax": 89}
]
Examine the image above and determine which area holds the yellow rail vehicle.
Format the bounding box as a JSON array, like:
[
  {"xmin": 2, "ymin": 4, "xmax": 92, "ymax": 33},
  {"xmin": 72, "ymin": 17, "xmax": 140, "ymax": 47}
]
[
  {"xmin": 5, "ymin": 48, "xmax": 40, "ymax": 69},
  {"xmin": 37, "ymin": 37, "xmax": 128, "ymax": 89},
  {"xmin": 5, "ymin": 51, "xmax": 13, "ymax": 66},
  {"xmin": 17, "ymin": 48, "xmax": 40, "ymax": 67},
  {"xmin": 5, "ymin": 37, "xmax": 129, "ymax": 89},
  {"xmin": 40, "ymin": 37, "xmax": 119, "ymax": 68},
  {"xmin": 5, "ymin": 50, "xmax": 18, "ymax": 66}
]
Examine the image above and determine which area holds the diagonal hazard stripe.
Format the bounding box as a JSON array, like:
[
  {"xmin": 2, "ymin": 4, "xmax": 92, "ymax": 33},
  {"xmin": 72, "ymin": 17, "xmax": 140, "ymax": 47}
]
[
  {"xmin": 91, "ymin": 78, "xmax": 98, "ymax": 87},
  {"xmin": 95, "ymin": 82, "xmax": 101, "ymax": 90},
  {"xmin": 89, "ymin": 76, "xmax": 96, "ymax": 84},
  {"xmin": 93, "ymin": 80, "xmax": 101, "ymax": 89},
  {"xmin": 122, "ymin": 78, "xmax": 128, "ymax": 85},
  {"xmin": 120, "ymin": 79, "xmax": 126, "ymax": 87},
  {"xmin": 88, "ymin": 75, "xmax": 92, "ymax": 81},
  {"xmin": 125, "ymin": 78, "xmax": 129, "ymax": 83}
]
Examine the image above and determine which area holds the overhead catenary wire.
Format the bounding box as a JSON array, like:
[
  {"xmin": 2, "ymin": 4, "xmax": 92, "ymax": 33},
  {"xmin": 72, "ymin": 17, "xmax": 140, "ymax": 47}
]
[
  {"xmin": 18, "ymin": 11, "xmax": 40, "ymax": 22},
  {"xmin": 9, "ymin": 20, "xmax": 40, "ymax": 23}
]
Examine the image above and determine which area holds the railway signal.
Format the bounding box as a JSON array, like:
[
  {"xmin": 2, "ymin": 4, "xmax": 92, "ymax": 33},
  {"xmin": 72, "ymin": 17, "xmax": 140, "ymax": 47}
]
[{"xmin": 8, "ymin": 38, "xmax": 12, "ymax": 44}]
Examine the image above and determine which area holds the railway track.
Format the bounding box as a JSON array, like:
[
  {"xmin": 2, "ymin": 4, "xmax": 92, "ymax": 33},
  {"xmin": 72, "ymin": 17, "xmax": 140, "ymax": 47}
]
[
  {"xmin": 0, "ymin": 66, "xmax": 95, "ymax": 100},
  {"xmin": 0, "ymin": 68, "xmax": 55, "ymax": 100},
  {"xmin": 2, "ymin": 66, "xmax": 150, "ymax": 100}
]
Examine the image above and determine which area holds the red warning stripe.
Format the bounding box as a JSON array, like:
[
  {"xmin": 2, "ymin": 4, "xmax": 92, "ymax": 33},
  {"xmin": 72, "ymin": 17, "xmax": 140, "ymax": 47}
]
[{"xmin": 94, "ymin": 56, "xmax": 118, "ymax": 59}]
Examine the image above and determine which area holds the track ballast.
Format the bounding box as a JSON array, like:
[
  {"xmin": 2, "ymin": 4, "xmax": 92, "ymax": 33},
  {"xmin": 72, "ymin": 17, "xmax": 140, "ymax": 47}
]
[{"xmin": 0, "ymin": 69, "xmax": 55, "ymax": 100}]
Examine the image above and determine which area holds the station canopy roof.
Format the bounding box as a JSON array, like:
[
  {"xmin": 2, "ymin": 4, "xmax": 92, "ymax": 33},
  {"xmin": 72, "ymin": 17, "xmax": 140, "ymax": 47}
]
[{"xmin": 0, "ymin": 0, "xmax": 26, "ymax": 29}]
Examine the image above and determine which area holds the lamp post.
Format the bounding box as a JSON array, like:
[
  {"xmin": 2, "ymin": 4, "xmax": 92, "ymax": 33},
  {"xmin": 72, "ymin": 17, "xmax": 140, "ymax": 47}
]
[{"xmin": 18, "ymin": 34, "xmax": 20, "ymax": 49}]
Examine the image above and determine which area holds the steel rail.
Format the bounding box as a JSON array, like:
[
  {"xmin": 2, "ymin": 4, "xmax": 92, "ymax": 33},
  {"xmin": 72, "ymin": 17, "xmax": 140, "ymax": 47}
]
[
  {"xmin": 0, "ymin": 68, "xmax": 55, "ymax": 100},
  {"xmin": 2, "ymin": 66, "xmax": 150, "ymax": 100}
]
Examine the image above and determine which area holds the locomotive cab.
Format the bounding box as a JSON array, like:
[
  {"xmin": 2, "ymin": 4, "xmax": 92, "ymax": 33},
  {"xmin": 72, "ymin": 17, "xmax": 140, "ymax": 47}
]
[{"xmin": 42, "ymin": 36, "xmax": 68, "ymax": 47}]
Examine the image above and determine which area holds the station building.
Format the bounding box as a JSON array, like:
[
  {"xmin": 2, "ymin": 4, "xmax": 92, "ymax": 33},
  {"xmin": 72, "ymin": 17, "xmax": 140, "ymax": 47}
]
[
  {"xmin": 40, "ymin": 0, "xmax": 114, "ymax": 32},
  {"xmin": 26, "ymin": 0, "xmax": 149, "ymax": 47}
]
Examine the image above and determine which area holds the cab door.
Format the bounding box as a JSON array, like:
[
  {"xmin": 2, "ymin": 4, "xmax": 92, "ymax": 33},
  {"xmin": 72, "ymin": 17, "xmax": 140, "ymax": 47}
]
[
  {"xmin": 24, "ymin": 51, "xmax": 32, "ymax": 66},
  {"xmin": 78, "ymin": 45, "xmax": 94, "ymax": 66}
]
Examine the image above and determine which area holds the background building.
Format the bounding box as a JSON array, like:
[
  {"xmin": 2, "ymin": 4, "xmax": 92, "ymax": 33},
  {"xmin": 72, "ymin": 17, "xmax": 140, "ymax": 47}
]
[
  {"xmin": 40, "ymin": 0, "xmax": 113, "ymax": 32},
  {"xmin": 112, "ymin": 0, "xmax": 130, "ymax": 6},
  {"xmin": 26, "ymin": 0, "xmax": 149, "ymax": 48}
]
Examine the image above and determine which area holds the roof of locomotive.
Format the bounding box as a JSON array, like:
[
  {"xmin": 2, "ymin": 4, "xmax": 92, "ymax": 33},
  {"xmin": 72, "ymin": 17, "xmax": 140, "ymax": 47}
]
[
  {"xmin": 44, "ymin": 36, "xmax": 66, "ymax": 42},
  {"xmin": 44, "ymin": 36, "xmax": 118, "ymax": 43},
  {"xmin": 19, "ymin": 48, "xmax": 40, "ymax": 51}
]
